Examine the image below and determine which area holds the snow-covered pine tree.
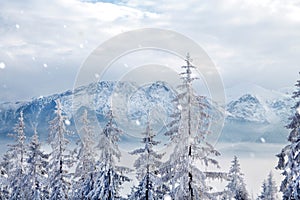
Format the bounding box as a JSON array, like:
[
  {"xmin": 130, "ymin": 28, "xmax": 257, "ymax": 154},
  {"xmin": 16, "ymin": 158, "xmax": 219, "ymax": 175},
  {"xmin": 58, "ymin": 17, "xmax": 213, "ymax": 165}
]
[
  {"xmin": 161, "ymin": 54, "xmax": 222, "ymax": 200},
  {"xmin": 72, "ymin": 109, "xmax": 96, "ymax": 199},
  {"xmin": 129, "ymin": 118, "xmax": 164, "ymax": 200},
  {"xmin": 0, "ymin": 152, "xmax": 10, "ymax": 199},
  {"xmin": 89, "ymin": 109, "xmax": 130, "ymax": 200},
  {"xmin": 257, "ymin": 172, "xmax": 278, "ymax": 200},
  {"xmin": 6, "ymin": 111, "xmax": 27, "ymax": 199},
  {"xmin": 258, "ymin": 180, "xmax": 268, "ymax": 200},
  {"xmin": 266, "ymin": 172, "xmax": 278, "ymax": 200},
  {"xmin": 47, "ymin": 99, "xmax": 73, "ymax": 200},
  {"xmin": 23, "ymin": 128, "xmax": 49, "ymax": 199},
  {"xmin": 224, "ymin": 156, "xmax": 249, "ymax": 200},
  {"xmin": 276, "ymin": 72, "xmax": 300, "ymax": 200}
]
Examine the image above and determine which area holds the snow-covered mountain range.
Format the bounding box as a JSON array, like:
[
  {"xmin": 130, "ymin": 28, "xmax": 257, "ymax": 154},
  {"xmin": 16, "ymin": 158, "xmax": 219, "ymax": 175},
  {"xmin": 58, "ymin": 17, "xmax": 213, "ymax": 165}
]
[
  {"xmin": 0, "ymin": 82, "xmax": 295, "ymax": 143},
  {"xmin": 221, "ymin": 83, "xmax": 294, "ymax": 143}
]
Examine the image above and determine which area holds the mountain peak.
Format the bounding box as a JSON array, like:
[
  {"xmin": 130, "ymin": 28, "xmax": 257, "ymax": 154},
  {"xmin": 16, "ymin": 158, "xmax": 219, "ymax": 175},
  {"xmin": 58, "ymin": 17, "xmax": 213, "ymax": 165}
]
[{"xmin": 226, "ymin": 82, "xmax": 287, "ymax": 102}]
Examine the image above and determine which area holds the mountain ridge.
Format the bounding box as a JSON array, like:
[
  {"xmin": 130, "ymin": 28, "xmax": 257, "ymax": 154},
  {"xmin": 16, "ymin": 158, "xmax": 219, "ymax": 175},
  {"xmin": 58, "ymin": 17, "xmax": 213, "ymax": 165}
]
[{"xmin": 0, "ymin": 81, "xmax": 295, "ymax": 143}]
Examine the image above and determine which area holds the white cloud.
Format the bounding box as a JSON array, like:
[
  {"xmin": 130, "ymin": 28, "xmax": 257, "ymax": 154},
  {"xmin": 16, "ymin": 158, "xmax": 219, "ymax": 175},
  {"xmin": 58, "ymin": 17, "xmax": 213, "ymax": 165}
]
[
  {"xmin": 0, "ymin": 0, "xmax": 300, "ymax": 102},
  {"xmin": 0, "ymin": 0, "xmax": 161, "ymax": 101}
]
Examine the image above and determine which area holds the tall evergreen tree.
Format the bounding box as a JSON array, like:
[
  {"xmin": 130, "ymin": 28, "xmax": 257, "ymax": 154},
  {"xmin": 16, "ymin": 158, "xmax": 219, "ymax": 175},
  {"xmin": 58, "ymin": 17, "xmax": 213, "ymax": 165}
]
[
  {"xmin": 225, "ymin": 156, "xmax": 249, "ymax": 200},
  {"xmin": 258, "ymin": 180, "xmax": 268, "ymax": 200},
  {"xmin": 47, "ymin": 100, "xmax": 73, "ymax": 200},
  {"xmin": 23, "ymin": 129, "xmax": 49, "ymax": 199},
  {"xmin": 0, "ymin": 153, "xmax": 10, "ymax": 199},
  {"xmin": 258, "ymin": 172, "xmax": 278, "ymax": 200},
  {"xmin": 161, "ymin": 54, "xmax": 222, "ymax": 200},
  {"xmin": 89, "ymin": 109, "xmax": 130, "ymax": 200},
  {"xmin": 276, "ymin": 72, "xmax": 300, "ymax": 199},
  {"xmin": 129, "ymin": 118, "xmax": 164, "ymax": 200},
  {"xmin": 6, "ymin": 111, "xmax": 27, "ymax": 199},
  {"xmin": 72, "ymin": 109, "xmax": 96, "ymax": 199}
]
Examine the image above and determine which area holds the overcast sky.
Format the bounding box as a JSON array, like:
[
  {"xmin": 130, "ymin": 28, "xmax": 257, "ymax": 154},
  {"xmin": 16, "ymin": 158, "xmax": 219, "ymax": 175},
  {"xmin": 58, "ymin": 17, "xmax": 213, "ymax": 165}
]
[{"xmin": 0, "ymin": 0, "xmax": 300, "ymax": 102}]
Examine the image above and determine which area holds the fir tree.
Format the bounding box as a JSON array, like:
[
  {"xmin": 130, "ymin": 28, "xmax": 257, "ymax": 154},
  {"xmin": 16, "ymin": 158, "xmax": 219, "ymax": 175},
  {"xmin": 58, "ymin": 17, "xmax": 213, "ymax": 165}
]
[
  {"xmin": 258, "ymin": 172, "xmax": 278, "ymax": 200},
  {"xmin": 258, "ymin": 181, "xmax": 268, "ymax": 200},
  {"xmin": 47, "ymin": 100, "xmax": 73, "ymax": 200},
  {"xmin": 0, "ymin": 153, "xmax": 10, "ymax": 199},
  {"xmin": 7, "ymin": 111, "xmax": 27, "ymax": 199},
  {"xmin": 23, "ymin": 129, "xmax": 49, "ymax": 199},
  {"xmin": 129, "ymin": 118, "xmax": 164, "ymax": 200},
  {"xmin": 89, "ymin": 109, "xmax": 130, "ymax": 200},
  {"xmin": 225, "ymin": 156, "xmax": 249, "ymax": 200},
  {"xmin": 161, "ymin": 54, "xmax": 222, "ymax": 200},
  {"xmin": 276, "ymin": 72, "xmax": 300, "ymax": 199},
  {"xmin": 72, "ymin": 109, "xmax": 96, "ymax": 199}
]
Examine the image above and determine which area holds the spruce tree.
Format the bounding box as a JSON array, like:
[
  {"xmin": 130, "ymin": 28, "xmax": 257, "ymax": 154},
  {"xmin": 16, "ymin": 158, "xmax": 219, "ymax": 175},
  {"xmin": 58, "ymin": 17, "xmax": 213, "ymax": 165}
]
[
  {"xmin": 23, "ymin": 129, "xmax": 49, "ymax": 199},
  {"xmin": 89, "ymin": 109, "xmax": 130, "ymax": 199},
  {"xmin": 258, "ymin": 181, "xmax": 268, "ymax": 200},
  {"xmin": 225, "ymin": 156, "xmax": 249, "ymax": 200},
  {"xmin": 276, "ymin": 72, "xmax": 300, "ymax": 199},
  {"xmin": 72, "ymin": 109, "xmax": 96, "ymax": 199},
  {"xmin": 47, "ymin": 100, "xmax": 73, "ymax": 200},
  {"xmin": 258, "ymin": 172, "xmax": 278, "ymax": 200},
  {"xmin": 129, "ymin": 118, "xmax": 164, "ymax": 200},
  {"xmin": 7, "ymin": 111, "xmax": 27, "ymax": 199},
  {"xmin": 0, "ymin": 153, "xmax": 10, "ymax": 199},
  {"xmin": 161, "ymin": 54, "xmax": 222, "ymax": 200}
]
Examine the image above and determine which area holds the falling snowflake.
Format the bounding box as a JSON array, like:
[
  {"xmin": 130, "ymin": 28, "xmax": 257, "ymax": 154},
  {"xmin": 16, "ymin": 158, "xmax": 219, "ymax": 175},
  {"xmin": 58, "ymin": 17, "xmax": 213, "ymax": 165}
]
[
  {"xmin": 43, "ymin": 63, "xmax": 48, "ymax": 68},
  {"xmin": 297, "ymin": 106, "xmax": 300, "ymax": 115},
  {"xmin": 79, "ymin": 44, "xmax": 84, "ymax": 48},
  {"xmin": 63, "ymin": 25, "xmax": 67, "ymax": 28},
  {"xmin": 124, "ymin": 63, "xmax": 129, "ymax": 68},
  {"xmin": 136, "ymin": 120, "xmax": 140, "ymax": 126},
  {"xmin": 15, "ymin": 24, "xmax": 20, "ymax": 29},
  {"xmin": 65, "ymin": 119, "xmax": 71, "ymax": 126},
  {"xmin": 177, "ymin": 105, "xmax": 182, "ymax": 110},
  {"xmin": 0, "ymin": 62, "xmax": 6, "ymax": 69},
  {"xmin": 95, "ymin": 73, "xmax": 100, "ymax": 78},
  {"xmin": 32, "ymin": 56, "xmax": 36, "ymax": 61},
  {"xmin": 260, "ymin": 137, "xmax": 266, "ymax": 143}
]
